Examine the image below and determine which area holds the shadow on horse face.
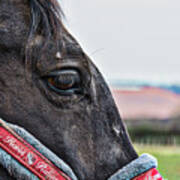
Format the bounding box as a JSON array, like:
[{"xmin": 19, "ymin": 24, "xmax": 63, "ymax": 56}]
[{"xmin": 0, "ymin": 0, "xmax": 138, "ymax": 179}]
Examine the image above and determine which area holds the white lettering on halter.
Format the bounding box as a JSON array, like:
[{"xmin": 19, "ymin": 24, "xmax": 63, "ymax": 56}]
[
  {"xmin": 3, "ymin": 136, "xmax": 26, "ymax": 156},
  {"xmin": 35, "ymin": 161, "xmax": 59, "ymax": 180},
  {"xmin": 56, "ymin": 52, "xmax": 62, "ymax": 59}
]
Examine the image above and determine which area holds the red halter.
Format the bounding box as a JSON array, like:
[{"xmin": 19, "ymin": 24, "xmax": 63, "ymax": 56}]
[
  {"xmin": 0, "ymin": 122, "xmax": 71, "ymax": 180},
  {"xmin": 0, "ymin": 119, "xmax": 163, "ymax": 180},
  {"xmin": 133, "ymin": 168, "xmax": 163, "ymax": 180}
]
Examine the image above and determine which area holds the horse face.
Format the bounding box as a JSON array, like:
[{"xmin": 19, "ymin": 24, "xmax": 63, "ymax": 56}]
[{"xmin": 0, "ymin": 0, "xmax": 137, "ymax": 179}]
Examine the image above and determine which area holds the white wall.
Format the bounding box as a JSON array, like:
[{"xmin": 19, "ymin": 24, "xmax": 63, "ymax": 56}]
[{"xmin": 61, "ymin": 0, "xmax": 180, "ymax": 83}]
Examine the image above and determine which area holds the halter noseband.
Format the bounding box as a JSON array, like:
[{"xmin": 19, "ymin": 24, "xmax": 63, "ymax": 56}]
[{"xmin": 0, "ymin": 119, "xmax": 163, "ymax": 180}]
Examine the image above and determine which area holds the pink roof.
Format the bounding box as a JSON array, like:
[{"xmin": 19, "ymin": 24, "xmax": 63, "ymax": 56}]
[{"xmin": 111, "ymin": 87, "xmax": 180, "ymax": 120}]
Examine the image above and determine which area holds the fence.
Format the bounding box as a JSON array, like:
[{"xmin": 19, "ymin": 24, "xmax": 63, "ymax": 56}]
[{"xmin": 126, "ymin": 118, "xmax": 180, "ymax": 146}]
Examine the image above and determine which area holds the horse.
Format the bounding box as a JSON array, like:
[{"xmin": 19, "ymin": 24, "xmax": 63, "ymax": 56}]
[{"xmin": 0, "ymin": 0, "xmax": 139, "ymax": 179}]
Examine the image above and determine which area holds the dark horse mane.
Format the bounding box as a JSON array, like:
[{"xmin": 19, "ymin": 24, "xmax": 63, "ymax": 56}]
[
  {"xmin": 26, "ymin": 0, "xmax": 65, "ymax": 68},
  {"xmin": 29, "ymin": 0, "xmax": 63, "ymax": 38}
]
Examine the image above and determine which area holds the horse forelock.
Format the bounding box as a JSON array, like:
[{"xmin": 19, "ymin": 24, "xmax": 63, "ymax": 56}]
[
  {"xmin": 25, "ymin": 0, "xmax": 65, "ymax": 69},
  {"xmin": 29, "ymin": 0, "xmax": 64, "ymax": 36}
]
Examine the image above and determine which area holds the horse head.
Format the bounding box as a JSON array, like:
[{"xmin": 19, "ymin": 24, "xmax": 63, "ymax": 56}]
[{"xmin": 0, "ymin": 0, "xmax": 138, "ymax": 179}]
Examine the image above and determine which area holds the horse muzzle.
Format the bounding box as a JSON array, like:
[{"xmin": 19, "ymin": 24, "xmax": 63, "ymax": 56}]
[{"xmin": 0, "ymin": 118, "xmax": 163, "ymax": 180}]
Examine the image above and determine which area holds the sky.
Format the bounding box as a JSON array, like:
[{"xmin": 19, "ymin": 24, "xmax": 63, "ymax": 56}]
[{"xmin": 61, "ymin": 0, "xmax": 180, "ymax": 84}]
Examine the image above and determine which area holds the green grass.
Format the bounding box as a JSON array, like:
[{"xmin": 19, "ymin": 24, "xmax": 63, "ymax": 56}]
[{"xmin": 134, "ymin": 144, "xmax": 180, "ymax": 180}]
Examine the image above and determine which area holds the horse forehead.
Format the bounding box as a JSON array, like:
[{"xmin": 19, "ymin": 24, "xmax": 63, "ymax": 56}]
[
  {"xmin": 0, "ymin": 0, "xmax": 30, "ymax": 49},
  {"xmin": 0, "ymin": 0, "xmax": 29, "ymax": 9},
  {"xmin": 1, "ymin": 0, "xmax": 28, "ymax": 4},
  {"xmin": 0, "ymin": 0, "xmax": 30, "ymax": 24}
]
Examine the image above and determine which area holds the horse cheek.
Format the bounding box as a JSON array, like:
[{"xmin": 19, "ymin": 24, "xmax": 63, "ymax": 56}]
[{"xmin": 0, "ymin": 92, "xmax": 4, "ymax": 108}]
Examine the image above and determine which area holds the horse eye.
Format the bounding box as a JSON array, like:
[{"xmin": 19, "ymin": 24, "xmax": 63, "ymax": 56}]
[{"xmin": 45, "ymin": 69, "xmax": 82, "ymax": 95}]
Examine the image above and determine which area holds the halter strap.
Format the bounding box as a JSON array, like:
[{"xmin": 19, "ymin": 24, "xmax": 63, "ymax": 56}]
[
  {"xmin": 0, "ymin": 118, "xmax": 163, "ymax": 180},
  {"xmin": 108, "ymin": 154, "xmax": 163, "ymax": 180},
  {"xmin": 0, "ymin": 119, "xmax": 73, "ymax": 180},
  {"xmin": 133, "ymin": 168, "xmax": 162, "ymax": 180}
]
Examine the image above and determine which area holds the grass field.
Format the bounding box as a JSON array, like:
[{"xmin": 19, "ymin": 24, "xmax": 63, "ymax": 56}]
[{"xmin": 134, "ymin": 144, "xmax": 180, "ymax": 180}]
